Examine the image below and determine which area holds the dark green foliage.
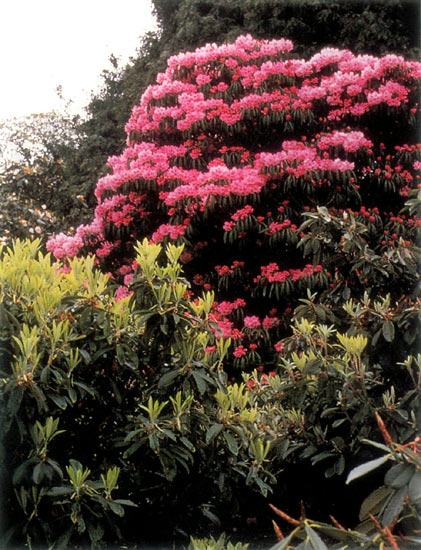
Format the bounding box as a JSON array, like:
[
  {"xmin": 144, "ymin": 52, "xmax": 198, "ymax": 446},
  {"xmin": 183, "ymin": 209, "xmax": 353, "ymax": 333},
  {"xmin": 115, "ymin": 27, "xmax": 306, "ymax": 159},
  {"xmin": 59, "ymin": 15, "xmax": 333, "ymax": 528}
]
[
  {"xmin": 1, "ymin": 240, "xmax": 419, "ymax": 548},
  {"xmin": 153, "ymin": 0, "xmax": 420, "ymax": 59}
]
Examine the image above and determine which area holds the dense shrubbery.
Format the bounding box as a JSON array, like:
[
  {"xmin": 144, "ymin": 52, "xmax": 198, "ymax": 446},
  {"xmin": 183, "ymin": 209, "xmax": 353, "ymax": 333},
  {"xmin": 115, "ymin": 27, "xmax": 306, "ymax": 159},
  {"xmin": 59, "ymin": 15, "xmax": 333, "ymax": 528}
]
[
  {"xmin": 1, "ymin": 33, "xmax": 421, "ymax": 549},
  {"xmin": 1, "ymin": 238, "xmax": 420, "ymax": 549}
]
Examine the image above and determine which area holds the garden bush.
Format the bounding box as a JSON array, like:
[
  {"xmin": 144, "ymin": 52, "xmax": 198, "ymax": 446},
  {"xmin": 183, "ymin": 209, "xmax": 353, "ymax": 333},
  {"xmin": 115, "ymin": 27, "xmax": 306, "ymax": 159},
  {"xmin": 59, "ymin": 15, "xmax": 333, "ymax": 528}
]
[{"xmin": 47, "ymin": 35, "xmax": 420, "ymax": 393}]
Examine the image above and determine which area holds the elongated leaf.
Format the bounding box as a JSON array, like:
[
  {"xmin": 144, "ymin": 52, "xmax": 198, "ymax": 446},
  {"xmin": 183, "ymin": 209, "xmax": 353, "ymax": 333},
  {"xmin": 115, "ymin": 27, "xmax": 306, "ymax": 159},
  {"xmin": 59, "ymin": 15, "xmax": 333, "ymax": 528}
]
[
  {"xmin": 158, "ymin": 369, "xmax": 179, "ymax": 388},
  {"xmin": 346, "ymin": 455, "xmax": 390, "ymax": 485},
  {"xmin": 161, "ymin": 428, "xmax": 177, "ymax": 441},
  {"xmin": 315, "ymin": 522, "xmax": 355, "ymax": 543},
  {"xmin": 192, "ymin": 370, "xmax": 207, "ymax": 394},
  {"xmin": 73, "ymin": 380, "xmax": 96, "ymax": 397},
  {"xmin": 55, "ymin": 527, "xmax": 74, "ymax": 550},
  {"xmin": 181, "ymin": 436, "xmax": 195, "ymax": 452},
  {"xmin": 384, "ymin": 463, "xmax": 414, "ymax": 489},
  {"xmin": 201, "ymin": 507, "xmax": 221, "ymax": 526},
  {"xmin": 12, "ymin": 458, "xmax": 37, "ymax": 485},
  {"xmin": 49, "ymin": 393, "xmax": 67, "ymax": 410},
  {"xmin": 86, "ymin": 521, "xmax": 104, "ymax": 544},
  {"xmin": 223, "ymin": 431, "xmax": 238, "ymax": 455},
  {"xmin": 311, "ymin": 451, "xmax": 335, "ymax": 465},
  {"xmin": 33, "ymin": 462, "xmax": 45, "ymax": 484},
  {"xmin": 7, "ymin": 387, "xmax": 23, "ymax": 416},
  {"xmin": 382, "ymin": 486, "xmax": 407, "ymax": 526},
  {"xmin": 108, "ymin": 501, "xmax": 125, "ymax": 516},
  {"xmin": 382, "ymin": 320, "xmax": 395, "ymax": 342},
  {"xmin": 78, "ymin": 348, "xmax": 91, "ymax": 363},
  {"xmin": 268, "ymin": 530, "xmax": 296, "ymax": 550},
  {"xmin": 304, "ymin": 524, "xmax": 329, "ymax": 550},
  {"xmin": 46, "ymin": 486, "xmax": 74, "ymax": 497},
  {"xmin": 408, "ymin": 471, "xmax": 421, "ymax": 505},
  {"xmin": 113, "ymin": 499, "xmax": 138, "ymax": 507},
  {"xmin": 206, "ymin": 423, "xmax": 224, "ymax": 444},
  {"xmin": 255, "ymin": 477, "xmax": 270, "ymax": 497},
  {"xmin": 360, "ymin": 439, "xmax": 391, "ymax": 454},
  {"xmin": 359, "ymin": 485, "xmax": 393, "ymax": 521}
]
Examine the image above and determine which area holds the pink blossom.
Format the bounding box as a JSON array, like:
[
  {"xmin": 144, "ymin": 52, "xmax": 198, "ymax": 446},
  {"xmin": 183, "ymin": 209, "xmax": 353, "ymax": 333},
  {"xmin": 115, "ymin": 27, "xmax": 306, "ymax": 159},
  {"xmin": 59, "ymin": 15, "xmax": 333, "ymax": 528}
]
[
  {"xmin": 244, "ymin": 316, "xmax": 261, "ymax": 328},
  {"xmin": 115, "ymin": 286, "xmax": 133, "ymax": 301},
  {"xmin": 233, "ymin": 345, "xmax": 248, "ymax": 358}
]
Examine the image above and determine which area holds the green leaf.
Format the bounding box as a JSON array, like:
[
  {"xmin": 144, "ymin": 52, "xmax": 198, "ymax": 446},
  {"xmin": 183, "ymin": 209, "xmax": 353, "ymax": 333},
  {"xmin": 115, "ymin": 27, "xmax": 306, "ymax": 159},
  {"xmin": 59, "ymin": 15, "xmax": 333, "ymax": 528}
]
[
  {"xmin": 384, "ymin": 463, "xmax": 414, "ymax": 489},
  {"xmin": 73, "ymin": 380, "xmax": 96, "ymax": 397},
  {"xmin": 33, "ymin": 462, "xmax": 44, "ymax": 484},
  {"xmin": 180, "ymin": 436, "xmax": 195, "ymax": 452},
  {"xmin": 113, "ymin": 499, "xmax": 138, "ymax": 507},
  {"xmin": 311, "ymin": 451, "xmax": 335, "ymax": 465},
  {"xmin": 382, "ymin": 486, "xmax": 407, "ymax": 526},
  {"xmin": 201, "ymin": 507, "xmax": 221, "ymax": 526},
  {"xmin": 372, "ymin": 328, "xmax": 382, "ymax": 347},
  {"xmin": 382, "ymin": 321, "xmax": 395, "ymax": 343},
  {"xmin": 79, "ymin": 349, "xmax": 91, "ymax": 363},
  {"xmin": 315, "ymin": 522, "xmax": 354, "ymax": 542},
  {"xmin": 108, "ymin": 501, "xmax": 125, "ymax": 516},
  {"xmin": 270, "ymin": 530, "xmax": 296, "ymax": 550},
  {"xmin": 7, "ymin": 387, "xmax": 23, "ymax": 416},
  {"xmin": 304, "ymin": 524, "xmax": 329, "ymax": 550},
  {"xmin": 332, "ymin": 418, "xmax": 347, "ymax": 429},
  {"xmin": 46, "ymin": 486, "xmax": 74, "ymax": 497},
  {"xmin": 116, "ymin": 344, "xmax": 126, "ymax": 365},
  {"xmin": 161, "ymin": 428, "xmax": 177, "ymax": 441},
  {"xmin": 49, "ymin": 393, "xmax": 68, "ymax": 410},
  {"xmin": 360, "ymin": 439, "xmax": 391, "ymax": 454},
  {"xmin": 12, "ymin": 458, "xmax": 37, "ymax": 485},
  {"xmin": 67, "ymin": 387, "xmax": 77, "ymax": 404},
  {"xmin": 192, "ymin": 370, "xmax": 207, "ymax": 394},
  {"xmin": 255, "ymin": 477, "xmax": 270, "ymax": 497},
  {"xmin": 54, "ymin": 527, "xmax": 74, "ymax": 550},
  {"xmin": 158, "ymin": 369, "xmax": 180, "ymax": 388},
  {"xmin": 408, "ymin": 470, "xmax": 421, "ymax": 505},
  {"xmin": 206, "ymin": 424, "xmax": 224, "ymax": 444},
  {"xmin": 86, "ymin": 521, "xmax": 104, "ymax": 544},
  {"xmin": 359, "ymin": 485, "xmax": 393, "ymax": 521},
  {"xmin": 346, "ymin": 455, "xmax": 391, "ymax": 485},
  {"xmin": 223, "ymin": 432, "xmax": 238, "ymax": 455}
]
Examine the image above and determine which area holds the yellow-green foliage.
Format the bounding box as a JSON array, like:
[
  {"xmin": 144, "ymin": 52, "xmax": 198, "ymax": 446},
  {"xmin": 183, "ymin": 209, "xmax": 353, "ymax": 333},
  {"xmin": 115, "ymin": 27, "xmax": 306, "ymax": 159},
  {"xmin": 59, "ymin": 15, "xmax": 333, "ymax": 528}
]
[{"xmin": 1, "ymin": 239, "xmax": 419, "ymax": 550}]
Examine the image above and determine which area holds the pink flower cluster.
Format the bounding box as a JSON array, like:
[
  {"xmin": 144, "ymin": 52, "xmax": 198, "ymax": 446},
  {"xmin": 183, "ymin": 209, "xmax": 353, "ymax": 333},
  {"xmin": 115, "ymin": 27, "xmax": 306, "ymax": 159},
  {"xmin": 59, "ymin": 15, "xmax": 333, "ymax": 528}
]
[
  {"xmin": 255, "ymin": 263, "xmax": 324, "ymax": 284},
  {"xmin": 254, "ymin": 140, "xmax": 355, "ymax": 179},
  {"xmin": 214, "ymin": 260, "xmax": 245, "ymax": 277},
  {"xmin": 317, "ymin": 131, "xmax": 373, "ymax": 153},
  {"xmin": 215, "ymin": 299, "xmax": 246, "ymax": 315},
  {"xmin": 124, "ymin": 37, "xmax": 421, "ymax": 140},
  {"xmin": 244, "ymin": 315, "xmax": 261, "ymax": 328},
  {"xmin": 151, "ymin": 223, "xmax": 187, "ymax": 243},
  {"xmin": 231, "ymin": 205, "xmax": 254, "ymax": 221},
  {"xmin": 163, "ymin": 165, "xmax": 266, "ymax": 207},
  {"xmin": 266, "ymin": 219, "xmax": 297, "ymax": 236}
]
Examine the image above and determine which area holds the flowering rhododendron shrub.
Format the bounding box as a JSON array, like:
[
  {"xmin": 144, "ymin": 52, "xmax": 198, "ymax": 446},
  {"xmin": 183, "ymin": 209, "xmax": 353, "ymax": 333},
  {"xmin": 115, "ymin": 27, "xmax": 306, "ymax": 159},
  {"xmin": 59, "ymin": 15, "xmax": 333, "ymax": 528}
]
[{"xmin": 47, "ymin": 35, "xmax": 421, "ymax": 370}]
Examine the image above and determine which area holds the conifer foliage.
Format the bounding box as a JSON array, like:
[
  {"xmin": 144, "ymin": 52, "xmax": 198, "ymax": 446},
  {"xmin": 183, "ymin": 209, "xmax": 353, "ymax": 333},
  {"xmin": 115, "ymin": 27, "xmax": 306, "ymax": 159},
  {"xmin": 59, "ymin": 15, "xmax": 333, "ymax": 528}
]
[{"xmin": 47, "ymin": 35, "xmax": 421, "ymax": 368}]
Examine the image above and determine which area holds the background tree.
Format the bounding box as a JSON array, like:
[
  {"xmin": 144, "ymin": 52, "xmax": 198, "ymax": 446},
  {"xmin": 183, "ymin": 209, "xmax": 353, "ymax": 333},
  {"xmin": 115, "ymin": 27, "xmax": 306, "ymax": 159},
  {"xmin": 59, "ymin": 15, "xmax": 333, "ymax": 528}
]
[{"xmin": 0, "ymin": 111, "xmax": 87, "ymax": 243}]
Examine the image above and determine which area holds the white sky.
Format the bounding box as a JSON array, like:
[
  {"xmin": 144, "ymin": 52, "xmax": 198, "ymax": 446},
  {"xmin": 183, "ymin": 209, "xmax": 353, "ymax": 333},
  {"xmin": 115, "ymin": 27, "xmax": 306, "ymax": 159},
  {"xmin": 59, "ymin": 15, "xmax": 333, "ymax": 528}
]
[{"xmin": 0, "ymin": 0, "xmax": 157, "ymax": 121}]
